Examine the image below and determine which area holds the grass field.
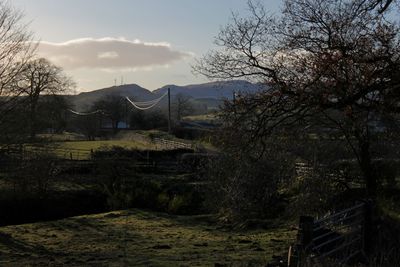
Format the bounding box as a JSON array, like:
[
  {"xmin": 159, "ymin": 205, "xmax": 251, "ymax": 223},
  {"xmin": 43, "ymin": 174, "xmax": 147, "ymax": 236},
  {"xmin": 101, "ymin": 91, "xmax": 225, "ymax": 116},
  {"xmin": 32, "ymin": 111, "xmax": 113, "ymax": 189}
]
[
  {"xmin": 37, "ymin": 132, "xmax": 86, "ymax": 141},
  {"xmin": 24, "ymin": 130, "xmax": 200, "ymax": 160},
  {"xmin": 58, "ymin": 140, "xmax": 159, "ymax": 151},
  {"xmin": 0, "ymin": 209, "xmax": 295, "ymax": 266},
  {"xmin": 25, "ymin": 139, "xmax": 163, "ymax": 160},
  {"xmin": 183, "ymin": 114, "xmax": 219, "ymax": 122}
]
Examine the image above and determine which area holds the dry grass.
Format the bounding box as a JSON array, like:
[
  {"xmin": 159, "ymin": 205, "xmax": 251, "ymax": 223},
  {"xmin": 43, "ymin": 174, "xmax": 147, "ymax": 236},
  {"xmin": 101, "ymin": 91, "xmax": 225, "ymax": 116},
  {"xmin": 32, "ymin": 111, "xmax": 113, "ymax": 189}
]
[{"xmin": 0, "ymin": 209, "xmax": 294, "ymax": 266}]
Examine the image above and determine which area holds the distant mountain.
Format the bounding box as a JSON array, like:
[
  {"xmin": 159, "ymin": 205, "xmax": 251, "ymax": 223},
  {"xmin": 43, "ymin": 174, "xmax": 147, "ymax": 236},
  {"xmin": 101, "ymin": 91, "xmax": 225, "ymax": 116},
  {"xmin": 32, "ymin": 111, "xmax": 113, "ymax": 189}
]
[
  {"xmin": 154, "ymin": 80, "xmax": 265, "ymax": 99},
  {"xmin": 71, "ymin": 84, "xmax": 154, "ymax": 110},
  {"xmin": 70, "ymin": 80, "xmax": 266, "ymax": 110}
]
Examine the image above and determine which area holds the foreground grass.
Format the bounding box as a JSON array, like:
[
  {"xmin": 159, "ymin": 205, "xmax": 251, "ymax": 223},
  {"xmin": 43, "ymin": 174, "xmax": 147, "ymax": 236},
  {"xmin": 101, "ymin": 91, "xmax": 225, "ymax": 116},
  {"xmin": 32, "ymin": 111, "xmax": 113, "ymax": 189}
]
[{"xmin": 0, "ymin": 209, "xmax": 294, "ymax": 266}]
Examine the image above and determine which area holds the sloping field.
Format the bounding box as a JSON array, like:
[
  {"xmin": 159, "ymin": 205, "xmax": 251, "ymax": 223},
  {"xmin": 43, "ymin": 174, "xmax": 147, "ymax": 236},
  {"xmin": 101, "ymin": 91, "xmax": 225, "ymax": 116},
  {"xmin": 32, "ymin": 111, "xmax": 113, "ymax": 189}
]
[{"xmin": 0, "ymin": 209, "xmax": 294, "ymax": 266}]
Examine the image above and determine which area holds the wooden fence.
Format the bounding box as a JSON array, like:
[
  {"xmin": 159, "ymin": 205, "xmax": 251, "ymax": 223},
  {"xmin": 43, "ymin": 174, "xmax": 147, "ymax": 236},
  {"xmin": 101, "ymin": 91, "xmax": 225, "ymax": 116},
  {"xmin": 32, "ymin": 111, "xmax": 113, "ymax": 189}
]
[
  {"xmin": 0, "ymin": 144, "xmax": 92, "ymax": 161},
  {"xmin": 152, "ymin": 137, "xmax": 193, "ymax": 150},
  {"xmin": 0, "ymin": 133, "xmax": 194, "ymax": 161},
  {"xmin": 125, "ymin": 133, "xmax": 194, "ymax": 150},
  {"xmin": 288, "ymin": 202, "xmax": 371, "ymax": 266}
]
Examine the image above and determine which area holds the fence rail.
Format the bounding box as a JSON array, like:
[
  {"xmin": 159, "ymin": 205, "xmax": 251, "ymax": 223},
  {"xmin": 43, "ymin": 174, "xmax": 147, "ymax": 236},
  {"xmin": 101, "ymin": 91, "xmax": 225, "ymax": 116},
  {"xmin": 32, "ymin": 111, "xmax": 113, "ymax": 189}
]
[
  {"xmin": 152, "ymin": 137, "xmax": 193, "ymax": 149},
  {"xmin": 0, "ymin": 134, "xmax": 194, "ymax": 161},
  {"xmin": 124, "ymin": 133, "xmax": 194, "ymax": 150}
]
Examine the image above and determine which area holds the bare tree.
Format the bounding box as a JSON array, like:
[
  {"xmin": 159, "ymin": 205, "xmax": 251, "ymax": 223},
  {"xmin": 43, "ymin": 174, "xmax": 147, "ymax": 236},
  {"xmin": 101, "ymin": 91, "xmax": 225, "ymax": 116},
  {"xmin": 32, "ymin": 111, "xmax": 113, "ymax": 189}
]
[
  {"xmin": 0, "ymin": 1, "xmax": 36, "ymax": 129},
  {"xmin": 15, "ymin": 58, "xmax": 74, "ymax": 138},
  {"xmin": 173, "ymin": 93, "xmax": 193, "ymax": 121},
  {"xmin": 72, "ymin": 112, "xmax": 102, "ymax": 141},
  {"xmin": 194, "ymin": 0, "xmax": 400, "ymax": 198},
  {"xmin": 92, "ymin": 95, "xmax": 126, "ymax": 132},
  {"xmin": 367, "ymin": 0, "xmax": 395, "ymax": 13},
  {"xmin": 37, "ymin": 95, "xmax": 72, "ymax": 133}
]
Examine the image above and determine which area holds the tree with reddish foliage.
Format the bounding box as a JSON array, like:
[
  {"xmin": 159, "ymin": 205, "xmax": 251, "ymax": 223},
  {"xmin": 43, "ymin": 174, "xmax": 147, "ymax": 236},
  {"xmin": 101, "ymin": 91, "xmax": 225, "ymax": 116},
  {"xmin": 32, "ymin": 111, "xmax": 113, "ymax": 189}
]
[{"xmin": 195, "ymin": 0, "xmax": 400, "ymax": 198}]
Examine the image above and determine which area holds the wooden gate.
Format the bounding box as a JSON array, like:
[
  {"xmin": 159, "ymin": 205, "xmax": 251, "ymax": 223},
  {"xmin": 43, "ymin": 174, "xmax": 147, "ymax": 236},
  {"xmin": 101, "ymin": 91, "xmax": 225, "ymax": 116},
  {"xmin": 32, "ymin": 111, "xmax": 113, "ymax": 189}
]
[{"xmin": 288, "ymin": 201, "xmax": 371, "ymax": 266}]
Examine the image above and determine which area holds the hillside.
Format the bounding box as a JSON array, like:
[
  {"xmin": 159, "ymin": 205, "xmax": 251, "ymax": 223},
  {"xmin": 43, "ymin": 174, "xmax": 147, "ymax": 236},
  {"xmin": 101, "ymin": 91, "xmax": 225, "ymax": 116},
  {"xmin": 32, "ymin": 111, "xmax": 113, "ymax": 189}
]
[
  {"xmin": 154, "ymin": 80, "xmax": 264, "ymax": 99},
  {"xmin": 71, "ymin": 84, "xmax": 154, "ymax": 110},
  {"xmin": 70, "ymin": 81, "xmax": 265, "ymax": 110}
]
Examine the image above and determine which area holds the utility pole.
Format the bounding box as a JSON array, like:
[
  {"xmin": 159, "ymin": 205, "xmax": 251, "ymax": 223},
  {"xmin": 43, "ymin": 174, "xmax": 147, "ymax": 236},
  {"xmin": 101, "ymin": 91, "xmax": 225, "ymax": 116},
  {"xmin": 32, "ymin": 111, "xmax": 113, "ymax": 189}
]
[
  {"xmin": 125, "ymin": 98, "xmax": 128, "ymax": 129},
  {"xmin": 233, "ymin": 90, "xmax": 237, "ymax": 115},
  {"xmin": 168, "ymin": 87, "xmax": 171, "ymax": 133}
]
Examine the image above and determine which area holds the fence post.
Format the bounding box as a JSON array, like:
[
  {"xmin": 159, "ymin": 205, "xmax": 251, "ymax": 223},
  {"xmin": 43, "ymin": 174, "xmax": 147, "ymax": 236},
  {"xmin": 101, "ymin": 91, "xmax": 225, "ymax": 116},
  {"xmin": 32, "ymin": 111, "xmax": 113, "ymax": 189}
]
[
  {"xmin": 290, "ymin": 216, "xmax": 314, "ymax": 267},
  {"xmin": 288, "ymin": 245, "xmax": 297, "ymax": 267},
  {"xmin": 18, "ymin": 144, "xmax": 23, "ymax": 160}
]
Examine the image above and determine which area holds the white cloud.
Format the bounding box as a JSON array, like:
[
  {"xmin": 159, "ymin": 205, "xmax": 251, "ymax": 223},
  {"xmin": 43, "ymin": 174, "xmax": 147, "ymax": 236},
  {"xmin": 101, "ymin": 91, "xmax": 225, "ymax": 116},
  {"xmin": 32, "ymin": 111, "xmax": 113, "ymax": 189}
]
[
  {"xmin": 98, "ymin": 51, "xmax": 119, "ymax": 59},
  {"xmin": 36, "ymin": 37, "xmax": 192, "ymax": 71}
]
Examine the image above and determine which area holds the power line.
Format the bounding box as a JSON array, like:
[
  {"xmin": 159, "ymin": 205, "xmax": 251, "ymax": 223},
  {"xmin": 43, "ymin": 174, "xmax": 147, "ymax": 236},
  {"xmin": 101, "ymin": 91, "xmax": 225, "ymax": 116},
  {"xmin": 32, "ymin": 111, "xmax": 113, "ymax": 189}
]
[
  {"xmin": 168, "ymin": 87, "xmax": 171, "ymax": 133},
  {"xmin": 132, "ymin": 98, "xmax": 164, "ymax": 105},
  {"xmin": 68, "ymin": 90, "xmax": 169, "ymax": 116},
  {"xmin": 125, "ymin": 91, "xmax": 168, "ymax": 111},
  {"xmin": 67, "ymin": 109, "xmax": 104, "ymax": 116}
]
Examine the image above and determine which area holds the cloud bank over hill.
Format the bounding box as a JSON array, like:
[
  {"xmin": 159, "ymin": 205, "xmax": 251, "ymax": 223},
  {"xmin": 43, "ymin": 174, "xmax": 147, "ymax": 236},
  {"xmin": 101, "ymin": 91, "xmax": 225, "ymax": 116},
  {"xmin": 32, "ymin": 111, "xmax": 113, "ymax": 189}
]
[{"xmin": 37, "ymin": 37, "xmax": 192, "ymax": 72}]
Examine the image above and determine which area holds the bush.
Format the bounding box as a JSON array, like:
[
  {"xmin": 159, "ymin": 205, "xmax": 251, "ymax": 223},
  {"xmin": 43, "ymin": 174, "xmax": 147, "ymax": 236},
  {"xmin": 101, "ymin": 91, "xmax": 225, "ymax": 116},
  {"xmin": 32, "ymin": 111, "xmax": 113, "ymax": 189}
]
[
  {"xmin": 130, "ymin": 179, "xmax": 162, "ymax": 209},
  {"xmin": 10, "ymin": 151, "xmax": 59, "ymax": 197},
  {"xmin": 92, "ymin": 146, "xmax": 205, "ymax": 214},
  {"xmin": 168, "ymin": 194, "xmax": 188, "ymax": 214},
  {"xmin": 92, "ymin": 149, "xmax": 136, "ymax": 209},
  {"xmin": 205, "ymin": 152, "xmax": 294, "ymax": 223}
]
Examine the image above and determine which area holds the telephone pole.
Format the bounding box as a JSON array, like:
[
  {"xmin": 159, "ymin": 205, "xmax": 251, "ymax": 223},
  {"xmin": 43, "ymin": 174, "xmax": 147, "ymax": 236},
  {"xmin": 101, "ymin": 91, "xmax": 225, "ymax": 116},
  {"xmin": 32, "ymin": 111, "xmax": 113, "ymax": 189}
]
[{"xmin": 168, "ymin": 87, "xmax": 171, "ymax": 133}]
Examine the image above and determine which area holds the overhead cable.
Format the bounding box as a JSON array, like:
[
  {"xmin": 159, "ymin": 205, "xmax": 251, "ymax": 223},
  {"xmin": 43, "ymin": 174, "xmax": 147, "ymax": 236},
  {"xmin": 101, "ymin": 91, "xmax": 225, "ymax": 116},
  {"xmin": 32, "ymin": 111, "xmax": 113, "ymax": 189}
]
[
  {"xmin": 67, "ymin": 109, "xmax": 103, "ymax": 116},
  {"xmin": 125, "ymin": 91, "xmax": 168, "ymax": 110}
]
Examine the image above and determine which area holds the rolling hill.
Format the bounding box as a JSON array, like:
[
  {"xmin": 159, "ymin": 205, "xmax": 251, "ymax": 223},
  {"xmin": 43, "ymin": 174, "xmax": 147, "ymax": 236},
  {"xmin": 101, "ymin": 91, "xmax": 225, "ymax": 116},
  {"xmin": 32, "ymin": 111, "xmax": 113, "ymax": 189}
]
[
  {"xmin": 154, "ymin": 80, "xmax": 264, "ymax": 99},
  {"xmin": 70, "ymin": 80, "xmax": 266, "ymax": 110},
  {"xmin": 71, "ymin": 84, "xmax": 154, "ymax": 110}
]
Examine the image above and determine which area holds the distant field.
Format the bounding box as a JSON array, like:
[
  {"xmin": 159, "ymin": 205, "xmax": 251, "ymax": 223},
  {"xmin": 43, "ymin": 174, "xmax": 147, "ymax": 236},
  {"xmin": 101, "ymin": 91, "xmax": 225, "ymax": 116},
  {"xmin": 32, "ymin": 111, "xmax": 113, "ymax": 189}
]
[
  {"xmin": 183, "ymin": 113, "xmax": 219, "ymax": 122},
  {"xmin": 37, "ymin": 132, "xmax": 86, "ymax": 141},
  {"xmin": 58, "ymin": 140, "xmax": 158, "ymax": 151},
  {"xmin": 25, "ymin": 140, "xmax": 160, "ymax": 160},
  {"xmin": 0, "ymin": 209, "xmax": 295, "ymax": 266}
]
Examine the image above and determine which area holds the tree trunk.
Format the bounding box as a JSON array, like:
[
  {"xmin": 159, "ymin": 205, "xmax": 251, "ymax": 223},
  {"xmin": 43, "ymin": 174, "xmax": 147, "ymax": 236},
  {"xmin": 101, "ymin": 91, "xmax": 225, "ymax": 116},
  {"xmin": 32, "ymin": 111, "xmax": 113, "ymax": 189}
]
[
  {"xmin": 112, "ymin": 120, "xmax": 119, "ymax": 133},
  {"xmin": 30, "ymin": 102, "xmax": 37, "ymax": 140},
  {"xmin": 359, "ymin": 140, "xmax": 377, "ymax": 198}
]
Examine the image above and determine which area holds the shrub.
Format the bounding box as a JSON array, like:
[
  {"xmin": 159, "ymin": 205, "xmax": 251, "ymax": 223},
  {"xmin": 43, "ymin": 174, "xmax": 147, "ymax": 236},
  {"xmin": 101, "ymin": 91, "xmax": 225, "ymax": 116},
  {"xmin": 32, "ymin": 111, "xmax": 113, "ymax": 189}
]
[
  {"xmin": 168, "ymin": 194, "xmax": 188, "ymax": 214},
  {"xmin": 10, "ymin": 151, "xmax": 59, "ymax": 197},
  {"xmin": 205, "ymin": 151, "xmax": 294, "ymax": 222}
]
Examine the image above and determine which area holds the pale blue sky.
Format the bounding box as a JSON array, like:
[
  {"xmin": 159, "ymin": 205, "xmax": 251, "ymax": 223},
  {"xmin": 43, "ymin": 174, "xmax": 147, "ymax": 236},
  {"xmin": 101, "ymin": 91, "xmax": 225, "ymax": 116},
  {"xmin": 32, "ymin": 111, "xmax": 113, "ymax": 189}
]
[{"xmin": 12, "ymin": 0, "xmax": 281, "ymax": 92}]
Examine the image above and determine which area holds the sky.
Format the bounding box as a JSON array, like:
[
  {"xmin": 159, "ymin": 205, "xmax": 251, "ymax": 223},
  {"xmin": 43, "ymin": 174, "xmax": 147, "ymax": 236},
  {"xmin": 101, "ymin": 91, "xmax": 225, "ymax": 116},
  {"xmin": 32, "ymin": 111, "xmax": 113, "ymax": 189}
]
[{"xmin": 12, "ymin": 0, "xmax": 281, "ymax": 92}]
